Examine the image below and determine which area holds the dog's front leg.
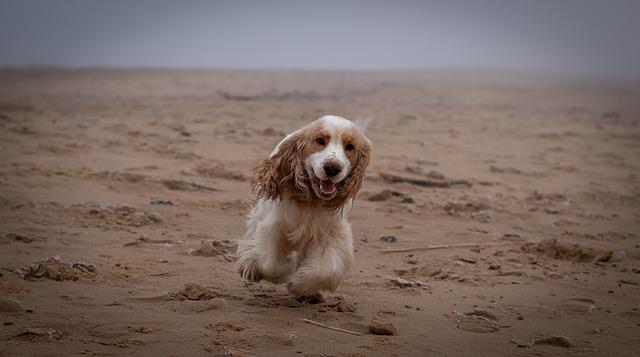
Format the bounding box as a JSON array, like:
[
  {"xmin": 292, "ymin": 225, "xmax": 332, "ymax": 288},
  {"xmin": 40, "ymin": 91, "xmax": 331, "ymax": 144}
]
[
  {"xmin": 287, "ymin": 233, "xmax": 354, "ymax": 301},
  {"xmin": 235, "ymin": 218, "xmax": 294, "ymax": 284}
]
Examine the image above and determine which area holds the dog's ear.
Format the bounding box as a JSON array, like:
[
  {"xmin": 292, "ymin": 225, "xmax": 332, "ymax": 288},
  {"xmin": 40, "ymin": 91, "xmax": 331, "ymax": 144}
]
[{"xmin": 252, "ymin": 130, "xmax": 311, "ymax": 201}]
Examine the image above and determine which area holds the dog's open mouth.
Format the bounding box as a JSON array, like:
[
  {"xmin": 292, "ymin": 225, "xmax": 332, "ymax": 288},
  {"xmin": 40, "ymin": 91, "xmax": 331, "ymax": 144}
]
[
  {"xmin": 311, "ymin": 172, "xmax": 339, "ymax": 198},
  {"xmin": 319, "ymin": 179, "xmax": 336, "ymax": 195}
]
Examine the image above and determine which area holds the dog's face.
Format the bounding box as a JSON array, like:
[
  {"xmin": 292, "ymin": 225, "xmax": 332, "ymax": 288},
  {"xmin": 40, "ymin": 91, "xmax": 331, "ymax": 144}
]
[
  {"xmin": 302, "ymin": 116, "xmax": 365, "ymax": 200},
  {"xmin": 252, "ymin": 115, "xmax": 371, "ymax": 209}
]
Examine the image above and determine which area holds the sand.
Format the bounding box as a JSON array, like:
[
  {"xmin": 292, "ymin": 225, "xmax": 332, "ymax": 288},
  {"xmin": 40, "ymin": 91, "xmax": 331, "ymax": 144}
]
[{"xmin": 0, "ymin": 68, "xmax": 639, "ymax": 356}]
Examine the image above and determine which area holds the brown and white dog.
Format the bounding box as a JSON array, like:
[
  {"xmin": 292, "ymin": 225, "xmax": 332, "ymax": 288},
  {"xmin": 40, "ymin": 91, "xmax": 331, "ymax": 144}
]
[{"xmin": 235, "ymin": 115, "xmax": 372, "ymax": 302}]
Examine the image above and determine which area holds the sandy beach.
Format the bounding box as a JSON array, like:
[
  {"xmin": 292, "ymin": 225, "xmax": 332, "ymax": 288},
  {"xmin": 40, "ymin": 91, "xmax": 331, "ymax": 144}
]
[{"xmin": 0, "ymin": 68, "xmax": 639, "ymax": 356}]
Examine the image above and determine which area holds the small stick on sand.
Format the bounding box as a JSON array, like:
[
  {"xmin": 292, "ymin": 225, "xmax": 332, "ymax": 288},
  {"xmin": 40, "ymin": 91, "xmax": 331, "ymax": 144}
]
[
  {"xmin": 300, "ymin": 318, "xmax": 362, "ymax": 336},
  {"xmin": 380, "ymin": 241, "xmax": 516, "ymax": 254},
  {"xmin": 224, "ymin": 346, "xmax": 256, "ymax": 356}
]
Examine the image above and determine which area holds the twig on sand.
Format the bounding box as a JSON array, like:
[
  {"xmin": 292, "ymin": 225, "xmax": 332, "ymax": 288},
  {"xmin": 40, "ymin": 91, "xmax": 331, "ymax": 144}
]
[
  {"xmin": 380, "ymin": 241, "xmax": 517, "ymax": 254},
  {"xmin": 300, "ymin": 318, "xmax": 362, "ymax": 336},
  {"xmin": 619, "ymin": 280, "xmax": 639, "ymax": 286},
  {"xmin": 379, "ymin": 172, "xmax": 472, "ymax": 188},
  {"xmin": 223, "ymin": 346, "xmax": 256, "ymax": 356}
]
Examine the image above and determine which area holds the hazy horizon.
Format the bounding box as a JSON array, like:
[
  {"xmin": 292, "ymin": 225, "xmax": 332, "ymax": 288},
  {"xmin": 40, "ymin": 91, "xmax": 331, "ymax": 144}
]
[{"xmin": 1, "ymin": 1, "xmax": 639, "ymax": 78}]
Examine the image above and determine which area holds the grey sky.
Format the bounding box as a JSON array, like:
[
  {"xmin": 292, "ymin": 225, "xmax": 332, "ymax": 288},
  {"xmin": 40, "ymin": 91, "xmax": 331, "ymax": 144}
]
[{"xmin": 1, "ymin": 0, "xmax": 639, "ymax": 77}]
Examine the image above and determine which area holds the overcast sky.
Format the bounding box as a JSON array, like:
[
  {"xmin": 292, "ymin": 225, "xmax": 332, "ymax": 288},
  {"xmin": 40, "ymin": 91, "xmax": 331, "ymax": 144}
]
[{"xmin": 1, "ymin": 0, "xmax": 639, "ymax": 77}]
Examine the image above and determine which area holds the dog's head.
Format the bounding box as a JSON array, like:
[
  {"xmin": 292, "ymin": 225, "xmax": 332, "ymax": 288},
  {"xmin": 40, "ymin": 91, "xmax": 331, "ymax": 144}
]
[{"xmin": 252, "ymin": 115, "xmax": 372, "ymax": 209}]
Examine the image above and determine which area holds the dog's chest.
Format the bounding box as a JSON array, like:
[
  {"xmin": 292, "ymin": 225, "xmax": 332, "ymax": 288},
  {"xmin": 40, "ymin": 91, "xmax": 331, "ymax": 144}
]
[{"xmin": 280, "ymin": 203, "xmax": 345, "ymax": 244}]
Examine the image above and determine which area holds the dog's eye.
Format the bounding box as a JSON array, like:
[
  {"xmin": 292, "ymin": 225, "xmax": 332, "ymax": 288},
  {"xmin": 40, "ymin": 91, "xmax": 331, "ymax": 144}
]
[
  {"xmin": 316, "ymin": 137, "xmax": 326, "ymax": 146},
  {"xmin": 345, "ymin": 143, "xmax": 355, "ymax": 151}
]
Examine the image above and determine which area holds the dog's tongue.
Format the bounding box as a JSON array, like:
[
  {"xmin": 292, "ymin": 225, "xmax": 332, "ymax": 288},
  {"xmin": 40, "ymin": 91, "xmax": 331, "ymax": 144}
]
[{"xmin": 320, "ymin": 179, "xmax": 336, "ymax": 194}]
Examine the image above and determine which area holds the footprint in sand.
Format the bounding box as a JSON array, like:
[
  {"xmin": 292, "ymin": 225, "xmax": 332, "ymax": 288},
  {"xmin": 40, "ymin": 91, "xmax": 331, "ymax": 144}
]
[
  {"xmin": 555, "ymin": 298, "xmax": 596, "ymax": 316},
  {"xmin": 453, "ymin": 308, "xmax": 500, "ymax": 333}
]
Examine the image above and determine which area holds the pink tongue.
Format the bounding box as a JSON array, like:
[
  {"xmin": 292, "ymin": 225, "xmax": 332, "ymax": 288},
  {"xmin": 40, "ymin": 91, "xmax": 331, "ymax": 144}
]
[{"xmin": 320, "ymin": 179, "xmax": 336, "ymax": 194}]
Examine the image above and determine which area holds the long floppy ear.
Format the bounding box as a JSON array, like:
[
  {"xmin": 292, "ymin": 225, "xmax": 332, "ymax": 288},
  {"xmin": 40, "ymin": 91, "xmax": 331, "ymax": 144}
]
[
  {"xmin": 251, "ymin": 130, "xmax": 311, "ymax": 201},
  {"xmin": 331, "ymin": 133, "xmax": 372, "ymax": 209}
]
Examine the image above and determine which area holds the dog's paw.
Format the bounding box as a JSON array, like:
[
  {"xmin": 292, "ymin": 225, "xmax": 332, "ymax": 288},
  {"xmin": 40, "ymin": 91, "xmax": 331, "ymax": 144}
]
[
  {"xmin": 295, "ymin": 292, "xmax": 325, "ymax": 304},
  {"xmin": 235, "ymin": 258, "xmax": 263, "ymax": 282},
  {"xmin": 241, "ymin": 269, "xmax": 262, "ymax": 282},
  {"xmin": 287, "ymin": 282, "xmax": 325, "ymax": 303}
]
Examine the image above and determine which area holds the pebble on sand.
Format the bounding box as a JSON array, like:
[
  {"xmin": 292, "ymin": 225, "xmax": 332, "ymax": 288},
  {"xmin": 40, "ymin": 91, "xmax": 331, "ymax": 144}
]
[{"xmin": 369, "ymin": 319, "xmax": 397, "ymax": 335}]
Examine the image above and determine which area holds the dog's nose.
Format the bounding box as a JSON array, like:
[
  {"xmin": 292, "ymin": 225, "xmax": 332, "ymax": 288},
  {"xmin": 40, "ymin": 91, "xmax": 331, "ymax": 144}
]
[{"xmin": 323, "ymin": 162, "xmax": 342, "ymax": 177}]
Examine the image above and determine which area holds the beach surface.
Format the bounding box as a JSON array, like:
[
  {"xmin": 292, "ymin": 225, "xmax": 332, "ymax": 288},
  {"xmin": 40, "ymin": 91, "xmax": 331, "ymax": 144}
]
[{"xmin": 1, "ymin": 69, "xmax": 639, "ymax": 356}]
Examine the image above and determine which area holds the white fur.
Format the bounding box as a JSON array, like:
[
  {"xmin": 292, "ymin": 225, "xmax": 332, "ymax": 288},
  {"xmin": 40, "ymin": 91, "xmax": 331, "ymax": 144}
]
[{"xmin": 235, "ymin": 198, "xmax": 354, "ymax": 296}]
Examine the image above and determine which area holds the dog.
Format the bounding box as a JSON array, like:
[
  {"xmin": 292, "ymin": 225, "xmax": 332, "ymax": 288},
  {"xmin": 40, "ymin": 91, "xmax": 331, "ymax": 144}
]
[{"xmin": 235, "ymin": 115, "xmax": 372, "ymax": 302}]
